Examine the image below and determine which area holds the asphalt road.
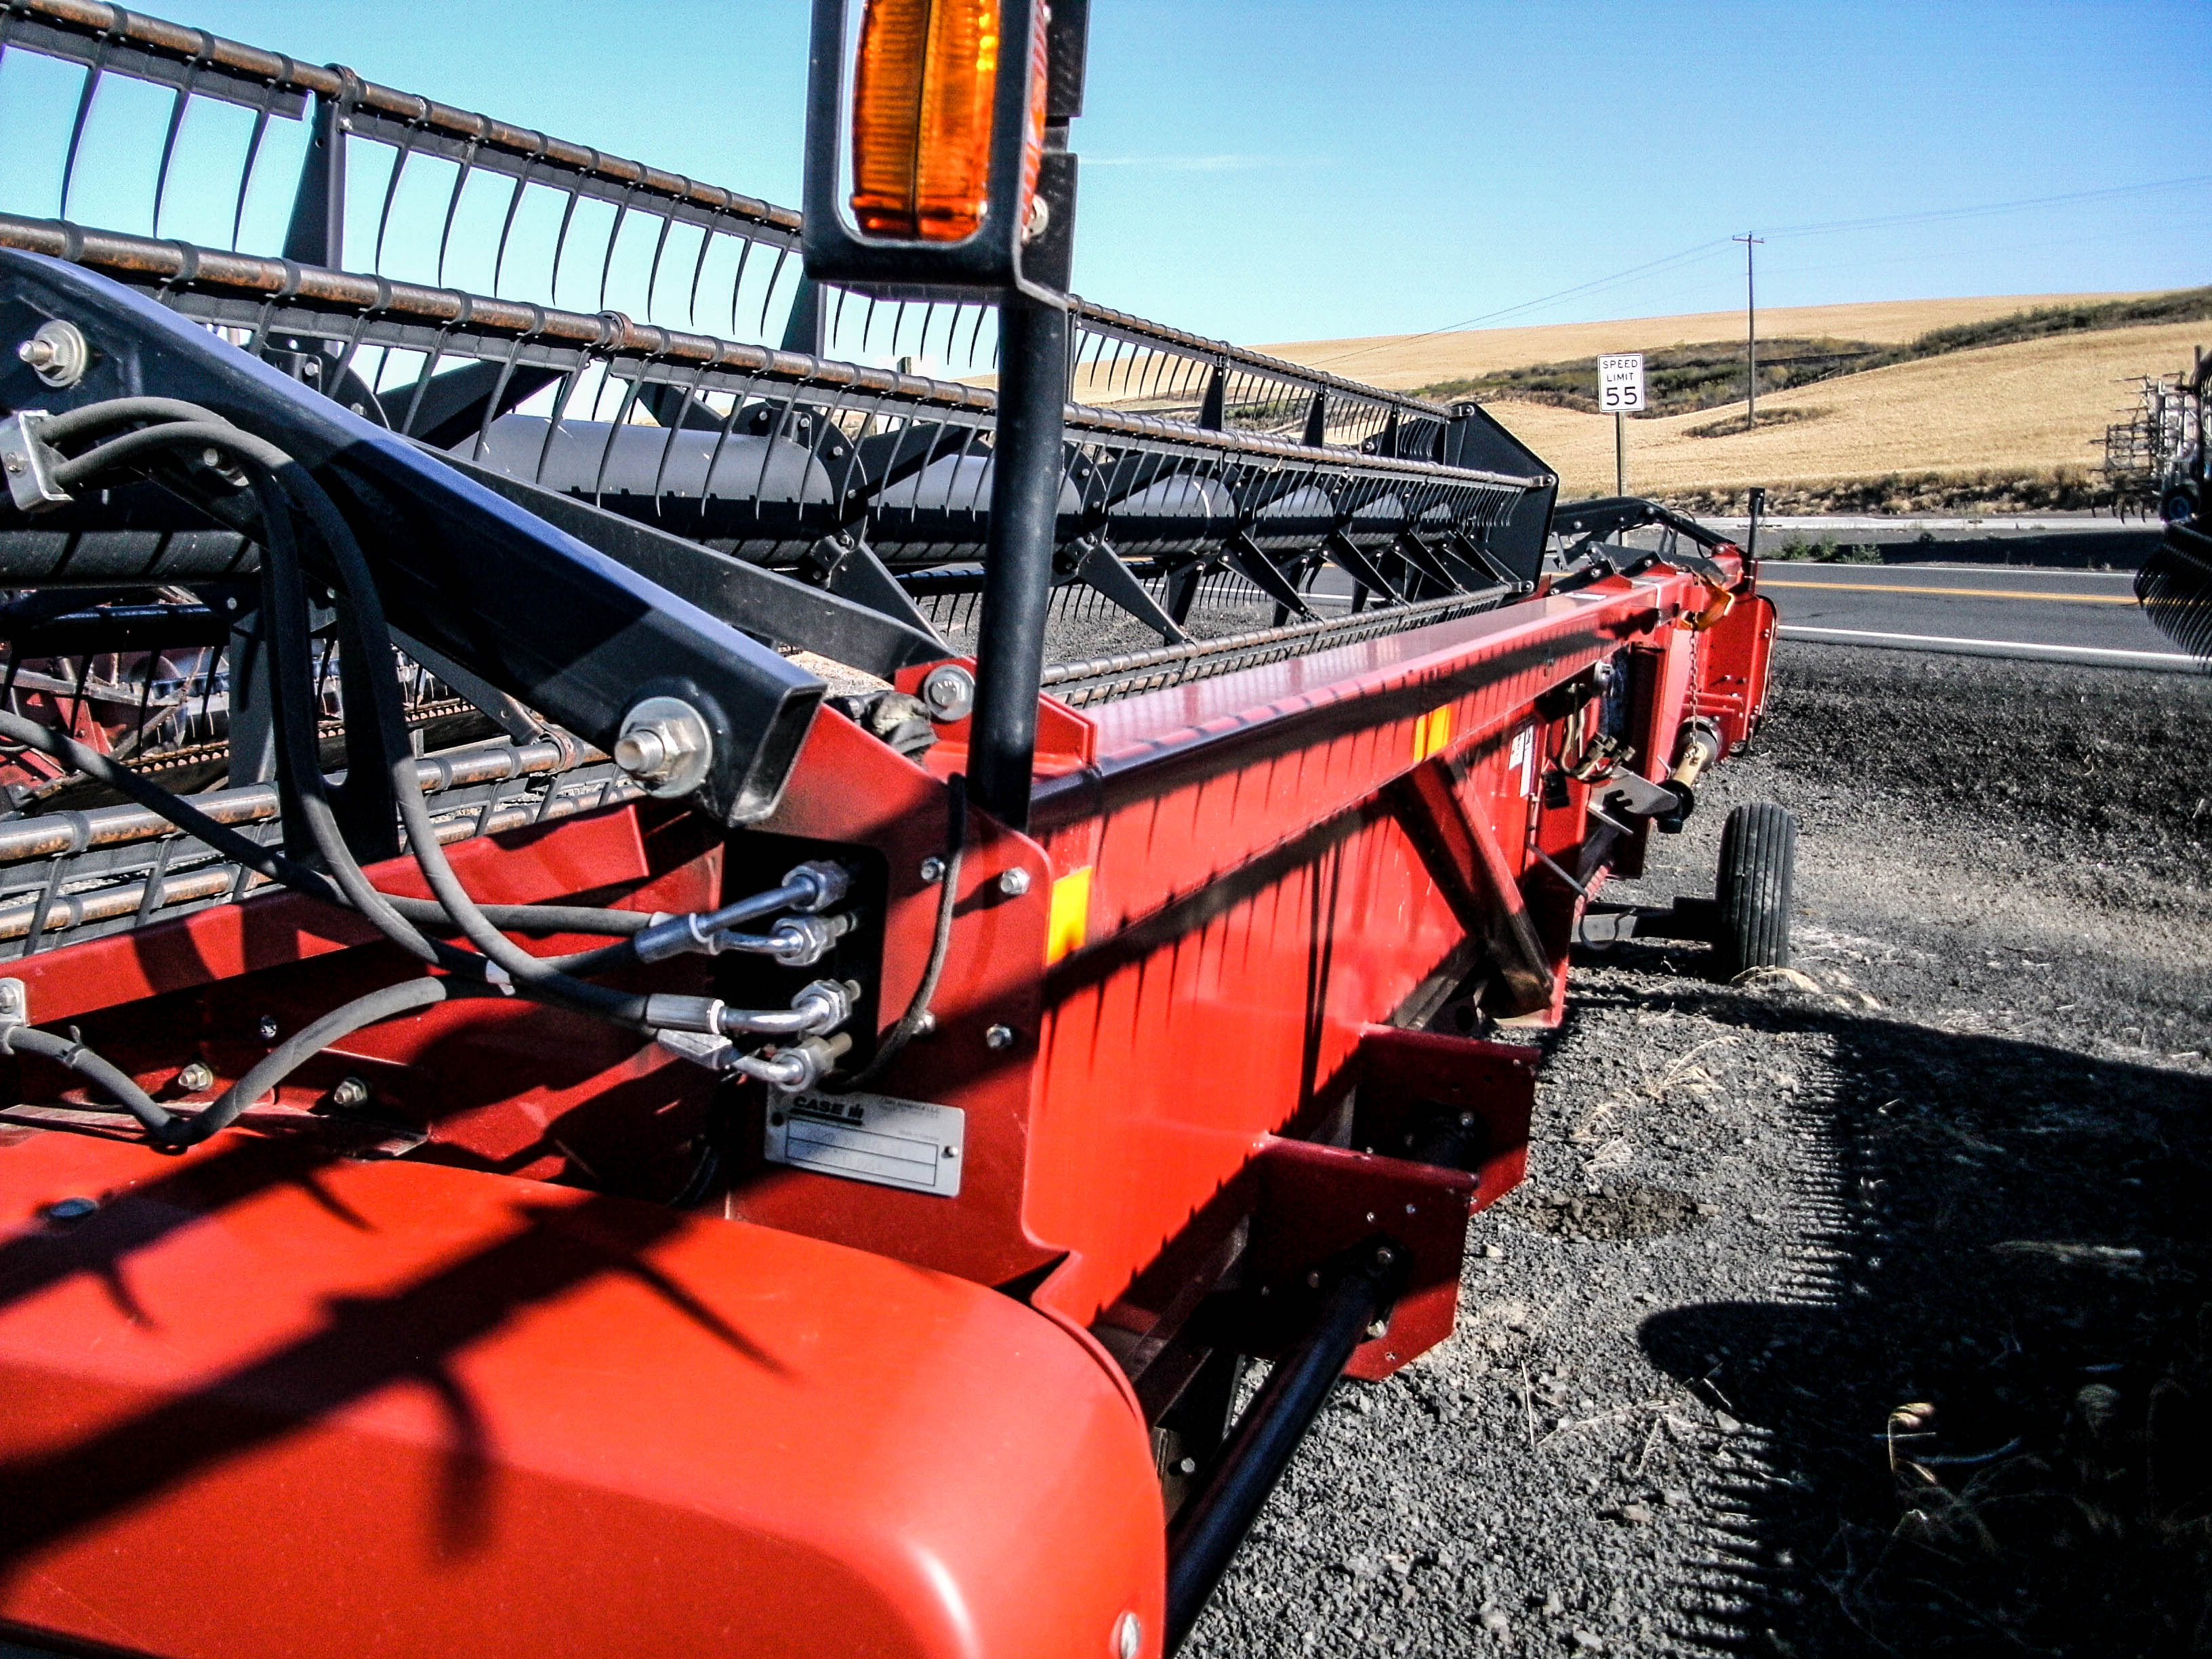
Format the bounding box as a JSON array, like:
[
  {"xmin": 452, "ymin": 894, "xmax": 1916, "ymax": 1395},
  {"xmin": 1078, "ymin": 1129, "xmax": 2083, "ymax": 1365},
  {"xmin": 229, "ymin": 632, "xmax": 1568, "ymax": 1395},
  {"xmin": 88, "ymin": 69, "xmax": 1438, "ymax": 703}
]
[
  {"xmin": 1310, "ymin": 558, "xmax": 2186, "ymax": 669},
  {"xmin": 1753, "ymin": 561, "xmax": 2190, "ymax": 668}
]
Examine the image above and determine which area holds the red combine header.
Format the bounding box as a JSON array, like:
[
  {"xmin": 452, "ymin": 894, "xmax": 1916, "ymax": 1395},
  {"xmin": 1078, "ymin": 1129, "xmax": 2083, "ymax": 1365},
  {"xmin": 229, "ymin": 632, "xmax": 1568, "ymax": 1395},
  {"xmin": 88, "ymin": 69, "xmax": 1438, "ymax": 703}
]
[{"xmin": 0, "ymin": 3, "xmax": 1779, "ymax": 1653}]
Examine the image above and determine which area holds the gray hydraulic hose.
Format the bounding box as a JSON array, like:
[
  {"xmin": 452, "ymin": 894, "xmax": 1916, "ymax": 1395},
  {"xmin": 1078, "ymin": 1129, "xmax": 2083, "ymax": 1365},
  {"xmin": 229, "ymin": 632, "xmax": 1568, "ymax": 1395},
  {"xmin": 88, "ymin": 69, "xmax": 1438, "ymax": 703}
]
[
  {"xmin": 186, "ymin": 977, "xmax": 470, "ymax": 1143},
  {"xmin": 2, "ymin": 1025, "xmax": 176, "ymax": 1140}
]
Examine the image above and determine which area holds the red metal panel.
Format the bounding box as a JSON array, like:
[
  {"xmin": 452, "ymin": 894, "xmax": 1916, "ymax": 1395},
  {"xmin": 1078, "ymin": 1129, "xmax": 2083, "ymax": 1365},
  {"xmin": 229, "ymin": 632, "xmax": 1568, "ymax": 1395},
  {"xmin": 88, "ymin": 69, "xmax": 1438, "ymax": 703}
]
[
  {"xmin": 1245, "ymin": 1137, "xmax": 1475, "ymax": 1382},
  {"xmin": 1016, "ymin": 567, "xmax": 1734, "ymax": 1332},
  {"xmin": 1693, "ymin": 590, "xmax": 1778, "ymax": 752},
  {"xmin": 719, "ymin": 709, "xmax": 1064, "ymax": 1289},
  {"xmin": 0, "ymin": 1130, "xmax": 1162, "ymax": 1659},
  {"xmin": 1350, "ymin": 1024, "xmax": 1534, "ymax": 1213}
]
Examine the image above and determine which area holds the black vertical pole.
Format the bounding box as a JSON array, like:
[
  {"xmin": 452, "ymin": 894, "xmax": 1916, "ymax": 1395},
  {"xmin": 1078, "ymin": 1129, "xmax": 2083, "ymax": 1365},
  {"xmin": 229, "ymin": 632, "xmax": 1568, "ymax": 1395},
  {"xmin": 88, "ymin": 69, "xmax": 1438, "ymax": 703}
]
[{"xmin": 967, "ymin": 298, "xmax": 1069, "ymax": 830}]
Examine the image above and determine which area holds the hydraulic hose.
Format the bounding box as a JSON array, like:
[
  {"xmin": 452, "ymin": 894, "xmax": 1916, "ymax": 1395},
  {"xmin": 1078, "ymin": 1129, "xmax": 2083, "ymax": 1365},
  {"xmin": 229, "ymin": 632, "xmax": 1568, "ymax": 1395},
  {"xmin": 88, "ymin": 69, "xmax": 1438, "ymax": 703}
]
[
  {"xmin": 1, "ymin": 1025, "xmax": 176, "ymax": 1139},
  {"xmin": 830, "ymin": 773, "xmax": 964, "ymax": 1091},
  {"xmin": 185, "ymin": 975, "xmax": 472, "ymax": 1143}
]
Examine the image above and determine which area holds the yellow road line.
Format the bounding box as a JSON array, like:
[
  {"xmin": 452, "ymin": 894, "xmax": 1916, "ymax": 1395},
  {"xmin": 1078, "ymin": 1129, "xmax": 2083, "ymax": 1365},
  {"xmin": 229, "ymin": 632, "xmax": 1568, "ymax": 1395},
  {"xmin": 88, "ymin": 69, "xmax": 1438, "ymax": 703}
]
[{"xmin": 1759, "ymin": 579, "xmax": 2137, "ymax": 604}]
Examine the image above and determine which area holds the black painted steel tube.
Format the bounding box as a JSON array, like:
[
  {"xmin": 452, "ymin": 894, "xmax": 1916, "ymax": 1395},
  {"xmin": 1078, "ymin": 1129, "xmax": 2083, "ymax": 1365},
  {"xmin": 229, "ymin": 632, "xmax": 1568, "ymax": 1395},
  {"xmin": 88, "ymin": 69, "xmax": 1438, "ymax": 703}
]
[
  {"xmin": 966, "ymin": 297, "xmax": 1069, "ymax": 830},
  {"xmin": 1165, "ymin": 1249, "xmax": 1401, "ymax": 1651}
]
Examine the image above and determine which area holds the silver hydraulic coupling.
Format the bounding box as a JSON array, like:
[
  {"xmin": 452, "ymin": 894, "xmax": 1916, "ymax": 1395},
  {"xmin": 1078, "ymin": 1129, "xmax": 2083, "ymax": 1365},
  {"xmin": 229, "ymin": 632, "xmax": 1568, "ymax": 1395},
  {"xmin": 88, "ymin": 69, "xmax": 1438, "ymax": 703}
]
[{"xmin": 632, "ymin": 861, "xmax": 855, "ymax": 964}]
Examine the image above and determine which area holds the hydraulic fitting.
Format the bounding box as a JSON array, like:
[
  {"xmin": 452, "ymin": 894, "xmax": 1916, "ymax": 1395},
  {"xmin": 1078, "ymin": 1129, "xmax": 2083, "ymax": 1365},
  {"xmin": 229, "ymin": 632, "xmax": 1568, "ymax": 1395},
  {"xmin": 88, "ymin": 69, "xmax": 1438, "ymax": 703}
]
[
  {"xmin": 733, "ymin": 1033, "xmax": 852, "ymax": 1094},
  {"xmin": 631, "ymin": 862, "xmax": 855, "ymax": 963},
  {"xmin": 719, "ymin": 979, "xmax": 860, "ymax": 1038},
  {"xmin": 784, "ymin": 859, "xmax": 852, "ymax": 912}
]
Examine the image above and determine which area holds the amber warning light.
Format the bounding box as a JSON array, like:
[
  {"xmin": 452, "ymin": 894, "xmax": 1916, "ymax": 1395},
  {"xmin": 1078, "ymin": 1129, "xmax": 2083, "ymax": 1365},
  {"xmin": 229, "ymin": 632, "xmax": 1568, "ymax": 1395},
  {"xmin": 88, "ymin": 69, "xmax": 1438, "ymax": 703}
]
[{"xmin": 849, "ymin": 0, "xmax": 1049, "ymax": 243}]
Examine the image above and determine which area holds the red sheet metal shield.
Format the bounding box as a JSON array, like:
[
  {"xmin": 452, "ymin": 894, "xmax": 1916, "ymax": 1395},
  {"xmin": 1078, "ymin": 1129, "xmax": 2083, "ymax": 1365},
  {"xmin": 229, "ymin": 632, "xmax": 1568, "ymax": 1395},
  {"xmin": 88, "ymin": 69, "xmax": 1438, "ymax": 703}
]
[{"xmin": 0, "ymin": 1131, "xmax": 1163, "ymax": 1659}]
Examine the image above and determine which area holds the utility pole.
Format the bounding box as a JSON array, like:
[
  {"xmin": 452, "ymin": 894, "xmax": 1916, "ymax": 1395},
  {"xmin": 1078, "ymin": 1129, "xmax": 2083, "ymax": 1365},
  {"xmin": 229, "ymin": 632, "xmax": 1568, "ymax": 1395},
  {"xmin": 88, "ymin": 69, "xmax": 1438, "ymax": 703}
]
[{"xmin": 1733, "ymin": 233, "xmax": 1763, "ymax": 429}]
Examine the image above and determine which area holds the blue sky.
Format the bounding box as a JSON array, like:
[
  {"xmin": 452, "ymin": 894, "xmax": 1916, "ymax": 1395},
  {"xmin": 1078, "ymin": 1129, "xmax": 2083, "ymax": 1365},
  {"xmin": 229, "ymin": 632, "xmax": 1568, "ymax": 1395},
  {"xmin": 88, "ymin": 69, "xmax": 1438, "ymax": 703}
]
[{"xmin": 32, "ymin": 1, "xmax": 2212, "ymax": 346}]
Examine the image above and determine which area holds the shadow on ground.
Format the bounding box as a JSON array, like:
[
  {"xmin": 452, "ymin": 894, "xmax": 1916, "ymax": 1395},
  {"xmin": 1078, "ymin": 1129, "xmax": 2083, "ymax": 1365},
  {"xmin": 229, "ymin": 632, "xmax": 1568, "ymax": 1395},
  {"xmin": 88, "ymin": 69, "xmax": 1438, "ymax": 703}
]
[{"xmin": 1572, "ymin": 943, "xmax": 2212, "ymax": 1657}]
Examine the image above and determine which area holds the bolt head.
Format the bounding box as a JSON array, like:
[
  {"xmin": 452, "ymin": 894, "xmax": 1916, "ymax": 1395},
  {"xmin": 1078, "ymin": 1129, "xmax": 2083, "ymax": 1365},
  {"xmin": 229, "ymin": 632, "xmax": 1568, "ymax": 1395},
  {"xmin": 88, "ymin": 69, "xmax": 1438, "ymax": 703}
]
[
  {"xmin": 329, "ymin": 1076, "xmax": 371, "ymax": 1110},
  {"xmin": 255, "ymin": 1016, "xmax": 280, "ymax": 1042},
  {"xmin": 998, "ymin": 867, "xmax": 1030, "ymax": 897},
  {"xmin": 920, "ymin": 855, "xmax": 946, "ymax": 884},
  {"xmin": 983, "ymin": 1023, "xmax": 1015, "ymax": 1051},
  {"xmin": 918, "ymin": 663, "xmax": 976, "ymax": 722},
  {"xmin": 613, "ymin": 697, "xmax": 713, "ymax": 797},
  {"xmin": 176, "ymin": 1061, "xmax": 215, "ymax": 1094}
]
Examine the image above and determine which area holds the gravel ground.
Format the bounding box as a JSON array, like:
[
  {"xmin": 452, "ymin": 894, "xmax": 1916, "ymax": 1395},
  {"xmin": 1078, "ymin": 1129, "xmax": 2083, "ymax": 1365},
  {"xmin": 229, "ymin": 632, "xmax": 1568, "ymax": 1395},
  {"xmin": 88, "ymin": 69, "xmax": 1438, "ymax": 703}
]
[{"xmin": 1187, "ymin": 640, "xmax": 2212, "ymax": 1659}]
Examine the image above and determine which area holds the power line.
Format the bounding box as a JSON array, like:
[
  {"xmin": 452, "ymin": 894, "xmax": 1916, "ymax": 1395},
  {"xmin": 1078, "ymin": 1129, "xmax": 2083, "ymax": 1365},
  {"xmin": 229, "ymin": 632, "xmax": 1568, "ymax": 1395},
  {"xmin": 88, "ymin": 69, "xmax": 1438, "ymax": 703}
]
[
  {"xmin": 1312, "ymin": 239, "xmax": 1734, "ymax": 367},
  {"xmin": 1761, "ymin": 173, "xmax": 2212, "ymax": 242},
  {"xmin": 1312, "ymin": 173, "xmax": 2212, "ymax": 363}
]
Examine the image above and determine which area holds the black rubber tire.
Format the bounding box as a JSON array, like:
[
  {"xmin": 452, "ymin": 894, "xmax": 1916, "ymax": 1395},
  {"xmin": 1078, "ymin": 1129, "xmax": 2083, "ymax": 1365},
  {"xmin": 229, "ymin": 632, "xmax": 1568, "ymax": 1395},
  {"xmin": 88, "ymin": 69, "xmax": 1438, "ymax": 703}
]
[{"xmin": 1714, "ymin": 802, "xmax": 1797, "ymax": 978}]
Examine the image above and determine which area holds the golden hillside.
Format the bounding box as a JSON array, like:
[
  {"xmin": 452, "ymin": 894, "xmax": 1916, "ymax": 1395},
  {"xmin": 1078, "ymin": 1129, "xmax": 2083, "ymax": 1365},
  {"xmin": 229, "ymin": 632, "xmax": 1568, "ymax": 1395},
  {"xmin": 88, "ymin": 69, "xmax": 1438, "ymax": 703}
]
[
  {"xmin": 1256, "ymin": 293, "xmax": 2148, "ymax": 391},
  {"xmin": 1481, "ymin": 319, "xmax": 2206, "ymax": 499}
]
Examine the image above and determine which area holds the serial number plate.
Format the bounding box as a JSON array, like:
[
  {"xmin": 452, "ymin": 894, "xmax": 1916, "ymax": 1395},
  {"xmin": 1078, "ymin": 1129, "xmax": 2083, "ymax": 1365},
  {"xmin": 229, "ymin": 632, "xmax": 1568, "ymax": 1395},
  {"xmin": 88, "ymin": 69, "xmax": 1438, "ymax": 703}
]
[{"xmin": 765, "ymin": 1090, "xmax": 965, "ymax": 1198}]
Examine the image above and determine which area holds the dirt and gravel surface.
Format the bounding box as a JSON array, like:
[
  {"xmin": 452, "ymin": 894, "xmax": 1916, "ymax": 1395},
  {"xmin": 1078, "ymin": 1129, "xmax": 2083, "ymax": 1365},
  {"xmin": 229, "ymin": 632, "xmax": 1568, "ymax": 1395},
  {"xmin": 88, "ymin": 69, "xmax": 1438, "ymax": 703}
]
[{"xmin": 1186, "ymin": 640, "xmax": 2212, "ymax": 1658}]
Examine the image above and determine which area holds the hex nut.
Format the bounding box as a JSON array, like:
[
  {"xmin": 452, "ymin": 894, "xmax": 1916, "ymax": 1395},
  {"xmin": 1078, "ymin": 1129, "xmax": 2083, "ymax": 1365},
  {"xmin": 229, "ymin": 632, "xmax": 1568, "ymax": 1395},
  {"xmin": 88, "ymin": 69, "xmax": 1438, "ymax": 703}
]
[
  {"xmin": 613, "ymin": 696, "xmax": 713, "ymax": 798},
  {"xmin": 329, "ymin": 1076, "xmax": 371, "ymax": 1109},
  {"xmin": 998, "ymin": 867, "xmax": 1030, "ymax": 897},
  {"xmin": 18, "ymin": 320, "xmax": 89, "ymax": 389},
  {"xmin": 176, "ymin": 1061, "xmax": 216, "ymax": 1094}
]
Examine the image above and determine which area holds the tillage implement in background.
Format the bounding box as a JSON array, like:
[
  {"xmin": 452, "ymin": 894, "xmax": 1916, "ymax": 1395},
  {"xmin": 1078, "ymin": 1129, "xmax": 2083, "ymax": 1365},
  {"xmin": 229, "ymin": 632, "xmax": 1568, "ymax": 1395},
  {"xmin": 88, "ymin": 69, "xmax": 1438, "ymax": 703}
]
[{"xmin": 0, "ymin": 2, "xmax": 1780, "ymax": 1654}]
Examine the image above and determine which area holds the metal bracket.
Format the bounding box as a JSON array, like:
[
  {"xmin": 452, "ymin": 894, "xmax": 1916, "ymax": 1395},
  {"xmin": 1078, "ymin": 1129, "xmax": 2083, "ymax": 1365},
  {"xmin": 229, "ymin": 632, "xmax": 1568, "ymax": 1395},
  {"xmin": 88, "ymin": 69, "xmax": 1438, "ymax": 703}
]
[
  {"xmin": 0, "ymin": 411, "xmax": 70, "ymax": 514},
  {"xmin": 1074, "ymin": 537, "xmax": 1187, "ymax": 644}
]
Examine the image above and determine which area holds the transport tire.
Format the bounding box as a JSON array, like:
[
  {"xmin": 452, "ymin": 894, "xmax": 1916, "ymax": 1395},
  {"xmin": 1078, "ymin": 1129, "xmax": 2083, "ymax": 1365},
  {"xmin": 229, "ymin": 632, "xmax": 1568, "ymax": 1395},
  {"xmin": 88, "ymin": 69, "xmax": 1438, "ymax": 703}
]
[{"xmin": 1714, "ymin": 802, "xmax": 1797, "ymax": 978}]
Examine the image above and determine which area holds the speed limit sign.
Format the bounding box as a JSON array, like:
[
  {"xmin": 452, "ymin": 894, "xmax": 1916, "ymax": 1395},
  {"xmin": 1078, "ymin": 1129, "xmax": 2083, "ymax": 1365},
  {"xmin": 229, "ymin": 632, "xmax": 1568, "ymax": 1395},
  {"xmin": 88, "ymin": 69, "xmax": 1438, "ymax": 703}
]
[{"xmin": 1599, "ymin": 353, "xmax": 1645, "ymax": 413}]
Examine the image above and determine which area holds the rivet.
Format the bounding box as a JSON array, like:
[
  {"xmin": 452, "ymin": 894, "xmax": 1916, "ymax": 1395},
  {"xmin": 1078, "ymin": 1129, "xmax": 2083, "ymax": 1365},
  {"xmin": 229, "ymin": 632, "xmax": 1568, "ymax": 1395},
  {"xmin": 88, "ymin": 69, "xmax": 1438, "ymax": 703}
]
[
  {"xmin": 43, "ymin": 1196, "xmax": 98, "ymax": 1222},
  {"xmin": 1304, "ymin": 1269, "xmax": 1321, "ymax": 1290},
  {"xmin": 1113, "ymin": 1611, "xmax": 1143, "ymax": 1659}
]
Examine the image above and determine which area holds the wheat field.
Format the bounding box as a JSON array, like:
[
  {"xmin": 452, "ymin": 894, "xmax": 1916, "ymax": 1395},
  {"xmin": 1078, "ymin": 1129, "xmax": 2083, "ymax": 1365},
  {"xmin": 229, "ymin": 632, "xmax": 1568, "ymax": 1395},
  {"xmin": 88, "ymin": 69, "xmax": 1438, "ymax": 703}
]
[
  {"xmin": 1469, "ymin": 319, "xmax": 2205, "ymax": 497},
  {"xmin": 1256, "ymin": 293, "xmax": 2148, "ymax": 392}
]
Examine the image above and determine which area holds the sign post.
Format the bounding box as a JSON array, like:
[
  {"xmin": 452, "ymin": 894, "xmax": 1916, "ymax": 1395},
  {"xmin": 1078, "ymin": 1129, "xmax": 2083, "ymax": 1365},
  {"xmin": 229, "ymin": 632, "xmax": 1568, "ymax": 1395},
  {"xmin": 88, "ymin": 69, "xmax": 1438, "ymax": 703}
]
[{"xmin": 1598, "ymin": 352, "xmax": 1645, "ymax": 499}]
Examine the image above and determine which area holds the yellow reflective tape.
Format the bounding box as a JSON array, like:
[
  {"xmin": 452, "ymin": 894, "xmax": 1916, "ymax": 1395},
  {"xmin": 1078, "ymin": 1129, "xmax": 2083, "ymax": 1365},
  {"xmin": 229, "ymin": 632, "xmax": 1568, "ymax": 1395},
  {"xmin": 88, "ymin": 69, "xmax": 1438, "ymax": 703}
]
[
  {"xmin": 1412, "ymin": 704, "xmax": 1454, "ymax": 762},
  {"xmin": 1046, "ymin": 865, "xmax": 1093, "ymax": 964}
]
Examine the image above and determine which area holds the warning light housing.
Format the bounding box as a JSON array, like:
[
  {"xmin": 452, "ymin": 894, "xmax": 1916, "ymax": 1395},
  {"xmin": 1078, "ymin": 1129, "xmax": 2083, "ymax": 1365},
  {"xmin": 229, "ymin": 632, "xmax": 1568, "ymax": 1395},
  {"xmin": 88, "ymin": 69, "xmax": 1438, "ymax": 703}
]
[{"xmin": 804, "ymin": 0, "xmax": 1073, "ymax": 304}]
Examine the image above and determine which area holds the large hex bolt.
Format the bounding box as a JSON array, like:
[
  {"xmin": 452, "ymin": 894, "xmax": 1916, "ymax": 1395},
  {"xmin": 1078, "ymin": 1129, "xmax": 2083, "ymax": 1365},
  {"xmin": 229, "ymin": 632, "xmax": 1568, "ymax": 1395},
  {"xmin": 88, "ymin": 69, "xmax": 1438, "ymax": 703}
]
[
  {"xmin": 612, "ymin": 696, "xmax": 714, "ymax": 798},
  {"xmin": 918, "ymin": 663, "xmax": 976, "ymax": 723}
]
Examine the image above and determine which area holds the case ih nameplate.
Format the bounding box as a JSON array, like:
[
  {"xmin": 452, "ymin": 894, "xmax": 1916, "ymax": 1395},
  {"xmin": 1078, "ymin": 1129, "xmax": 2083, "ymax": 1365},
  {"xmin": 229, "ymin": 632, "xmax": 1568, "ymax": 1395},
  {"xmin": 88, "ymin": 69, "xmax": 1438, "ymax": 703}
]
[{"xmin": 767, "ymin": 1090, "xmax": 967, "ymax": 1197}]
